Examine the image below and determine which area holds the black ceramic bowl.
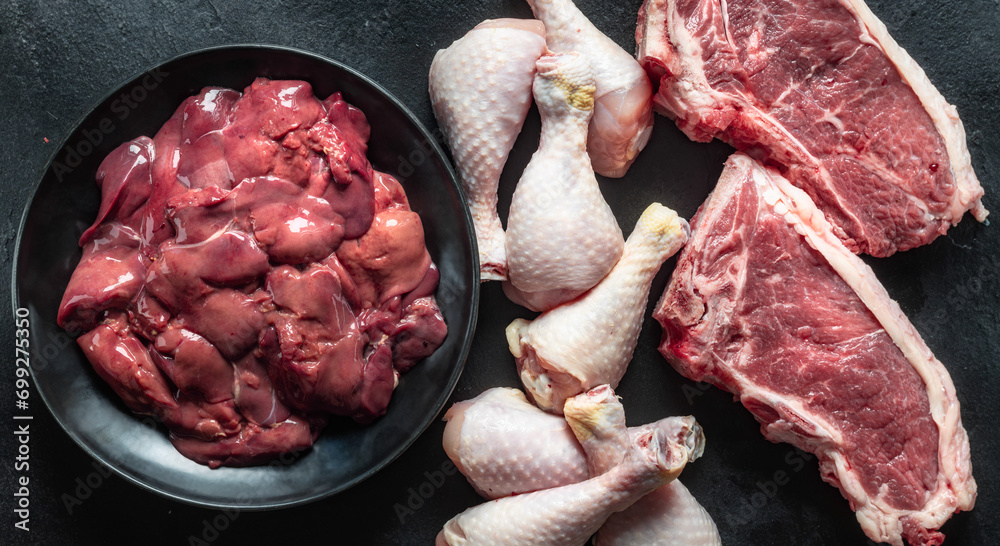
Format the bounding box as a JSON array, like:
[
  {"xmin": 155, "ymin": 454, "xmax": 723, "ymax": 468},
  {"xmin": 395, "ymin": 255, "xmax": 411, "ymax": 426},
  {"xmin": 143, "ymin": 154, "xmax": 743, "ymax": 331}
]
[{"xmin": 12, "ymin": 45, "xmax": 478, "ymax": 509}]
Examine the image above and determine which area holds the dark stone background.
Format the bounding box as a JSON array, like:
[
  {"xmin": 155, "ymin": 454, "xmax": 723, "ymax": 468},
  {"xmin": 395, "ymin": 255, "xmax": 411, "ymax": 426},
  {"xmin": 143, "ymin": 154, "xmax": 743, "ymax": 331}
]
[{"xmin": 1, "ymin": 0, "xmax": 997, "ymax": 544}]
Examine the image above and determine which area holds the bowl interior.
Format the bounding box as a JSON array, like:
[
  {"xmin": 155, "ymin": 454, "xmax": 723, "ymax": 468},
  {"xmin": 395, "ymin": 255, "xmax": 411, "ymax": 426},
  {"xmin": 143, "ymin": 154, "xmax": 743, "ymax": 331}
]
[{"xmin": 13, "ymin": 45, "xmax": 478, "ymax": 509}]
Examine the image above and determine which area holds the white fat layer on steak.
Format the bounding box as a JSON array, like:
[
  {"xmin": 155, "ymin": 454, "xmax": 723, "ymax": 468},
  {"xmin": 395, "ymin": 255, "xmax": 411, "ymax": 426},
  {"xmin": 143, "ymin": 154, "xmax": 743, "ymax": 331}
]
[{"xmin": 639, "ymin": 0, "xmax": 721, "ymax": 130}]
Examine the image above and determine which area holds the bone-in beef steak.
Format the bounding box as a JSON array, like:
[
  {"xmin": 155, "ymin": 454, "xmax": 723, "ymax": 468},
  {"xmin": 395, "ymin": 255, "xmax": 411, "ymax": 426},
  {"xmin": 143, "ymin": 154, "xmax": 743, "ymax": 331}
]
[
  {"xmin": 637, "ymin": 0, "xmax": 987, "ymax": 257},
  {"xmin": 654, "ymin": 153, "xmax": 975, "ymax": 546}
]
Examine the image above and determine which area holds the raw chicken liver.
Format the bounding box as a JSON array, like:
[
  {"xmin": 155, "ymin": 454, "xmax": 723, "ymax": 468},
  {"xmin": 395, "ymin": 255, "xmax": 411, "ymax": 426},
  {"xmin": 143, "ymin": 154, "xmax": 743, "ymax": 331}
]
[{"xmin": 57, "ymin": 79, "xmax": 447, "ymax": 468}]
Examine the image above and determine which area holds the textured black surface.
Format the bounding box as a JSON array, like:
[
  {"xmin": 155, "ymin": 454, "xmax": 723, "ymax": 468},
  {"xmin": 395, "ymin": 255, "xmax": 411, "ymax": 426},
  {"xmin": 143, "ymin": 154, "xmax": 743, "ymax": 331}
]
[{"xmin": 1, "ymin": 1, "xmax": 998, "ymax": 545}]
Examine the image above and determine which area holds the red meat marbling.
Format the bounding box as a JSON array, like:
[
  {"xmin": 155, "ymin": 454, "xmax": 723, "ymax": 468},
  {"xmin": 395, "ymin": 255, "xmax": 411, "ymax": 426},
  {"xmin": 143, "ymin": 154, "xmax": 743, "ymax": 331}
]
[{"xmin": 57, "ymin": 78, "xmax": 448, "ymax": 468}]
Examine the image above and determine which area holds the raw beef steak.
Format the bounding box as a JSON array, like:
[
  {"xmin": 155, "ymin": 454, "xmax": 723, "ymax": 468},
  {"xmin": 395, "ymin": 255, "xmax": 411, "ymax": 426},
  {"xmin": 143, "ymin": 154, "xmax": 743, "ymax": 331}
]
[
  {"xmin": 636, "ymin": 0, "xmax": 987, "ymax": 257},
  {"xmin": 654, "ymin": 153, "xmax": 975, "ymax": 546}
]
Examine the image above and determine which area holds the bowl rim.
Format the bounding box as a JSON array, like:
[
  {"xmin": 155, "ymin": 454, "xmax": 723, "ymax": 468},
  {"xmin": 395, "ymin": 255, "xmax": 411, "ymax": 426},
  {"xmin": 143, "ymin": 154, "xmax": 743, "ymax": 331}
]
[{"xmin": 12, "ymin": 43, "xmax": 480, "ymax": 510}]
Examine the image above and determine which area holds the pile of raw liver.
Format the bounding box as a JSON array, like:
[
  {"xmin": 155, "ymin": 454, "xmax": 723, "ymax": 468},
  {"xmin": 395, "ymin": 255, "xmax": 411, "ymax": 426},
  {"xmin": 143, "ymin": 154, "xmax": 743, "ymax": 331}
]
[{"xmin": 57, "ymin": 78, "xmax": 447, "ymax": 468}]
